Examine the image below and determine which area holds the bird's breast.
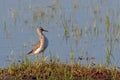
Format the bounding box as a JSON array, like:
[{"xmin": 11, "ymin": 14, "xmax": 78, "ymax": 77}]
[{"xmin": 39, "ymin": 36, "xmax": 48, "ymax": 52}]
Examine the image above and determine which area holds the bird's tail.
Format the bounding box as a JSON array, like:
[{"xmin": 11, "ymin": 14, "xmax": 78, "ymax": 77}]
[{"xmin": 27, "ymin": 50, "xmax": 33, "ymax": 55}]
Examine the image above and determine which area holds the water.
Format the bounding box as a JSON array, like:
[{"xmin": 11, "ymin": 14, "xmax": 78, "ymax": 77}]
[{"xmin": 0, "ymin": 0, "xmax": 120, "ymax": 68}]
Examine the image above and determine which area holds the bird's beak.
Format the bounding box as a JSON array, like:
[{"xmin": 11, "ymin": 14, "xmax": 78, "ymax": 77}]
[{"xmin": 43, "ymin": 29, "xmax": 48, "ymax": 32}]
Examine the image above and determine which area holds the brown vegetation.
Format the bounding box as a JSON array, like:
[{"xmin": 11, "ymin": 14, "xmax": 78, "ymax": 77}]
[{"xmin": 0, "ymin": 61, "xmax": 120, "ymax": 80}]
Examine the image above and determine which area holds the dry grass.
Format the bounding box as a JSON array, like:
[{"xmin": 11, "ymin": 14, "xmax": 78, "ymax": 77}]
[{"xmin": 0, "ymin": 58, "xmax": 120, "ymax": 80}]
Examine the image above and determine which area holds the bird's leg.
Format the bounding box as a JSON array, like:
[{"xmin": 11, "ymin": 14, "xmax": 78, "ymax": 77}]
[
  {"xmin": 35, "ymin": 54, "xmax": 39, "ymax": 63},
  {"xmin": 42, "ymin": 52, "xmax": 44, "ymax": 61}
]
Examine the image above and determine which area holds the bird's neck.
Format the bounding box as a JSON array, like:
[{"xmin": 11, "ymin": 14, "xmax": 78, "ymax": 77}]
[{"xmin": 37, "ymin": 31, "xmax": 43, "ymax": 36}]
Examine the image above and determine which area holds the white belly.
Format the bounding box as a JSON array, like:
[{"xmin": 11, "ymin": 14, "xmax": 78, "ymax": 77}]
[
  {"xmin": 34, "ymin": 36, "xmax": 48, "ymax": 54},
  {"xmin": 34, "ymin": 47, "xmax": 41, "ymax": 54}
]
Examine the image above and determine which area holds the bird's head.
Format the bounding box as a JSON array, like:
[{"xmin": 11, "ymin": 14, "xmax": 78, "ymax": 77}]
[{"xmin": 37, "ymin": 27, "xmax": 48, "ymax": 32}]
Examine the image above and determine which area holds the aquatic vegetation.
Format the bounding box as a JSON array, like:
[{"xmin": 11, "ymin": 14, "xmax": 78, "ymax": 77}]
[
  {"xmin": 74, "ymin": 26, "xmax": 79, "ymax": 46},
  {"xmin": 72, "ymin": 0, "xmax": 79, "ymax": 11},
  {"xmin": 106, "ymin": 12, "xmax": 110, "ymax": 31},
  {"xmin": 10, "ymin": 8, "xmax": 18, "ymax": 25},
  {"xmin": 79, "ymin": 27, "xmax": 82, "ymax": 39},
  {"xmin": 93, "ymin": 21, "xmax": 98, "ymax": 38},
  {"xmin": 70, "ymin": 46, "xmax": 74, "ymax": 65},
  {"xmin": 64, "ymin": 21, "xmax": 69, "ymax": 42}
]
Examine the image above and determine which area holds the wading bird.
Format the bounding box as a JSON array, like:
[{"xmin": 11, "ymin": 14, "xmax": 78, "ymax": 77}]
[{"xmin": 28, "ymin": 27, "xmax": 48, "ymax": 59}]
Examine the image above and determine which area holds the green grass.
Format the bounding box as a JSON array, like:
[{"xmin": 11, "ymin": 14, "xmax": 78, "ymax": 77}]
[{"xmin": 0, "ymin": 56, "xmax": 120, "ymax": 80}]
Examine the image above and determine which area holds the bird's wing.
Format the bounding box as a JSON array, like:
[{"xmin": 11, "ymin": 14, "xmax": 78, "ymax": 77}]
[{"xmin": 28, "ymin": 40, "xmax": 41, "ymax": 55}]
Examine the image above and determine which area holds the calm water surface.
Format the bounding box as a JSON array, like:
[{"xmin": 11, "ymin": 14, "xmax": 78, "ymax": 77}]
[{"xmin": 0, "ymin": 0, "xmax": 120, "ymax": 68}]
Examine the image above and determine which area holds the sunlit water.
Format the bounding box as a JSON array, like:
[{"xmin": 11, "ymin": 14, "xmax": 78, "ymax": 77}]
[{"xmin": 0, "ymin": 0, "xmax": 120, "ymax": 68}]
